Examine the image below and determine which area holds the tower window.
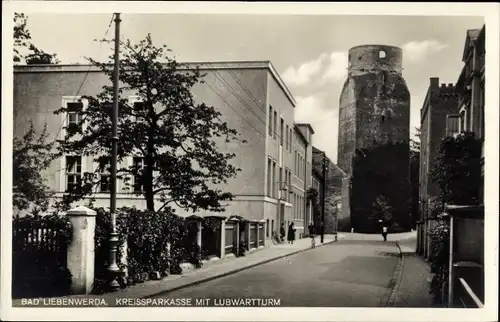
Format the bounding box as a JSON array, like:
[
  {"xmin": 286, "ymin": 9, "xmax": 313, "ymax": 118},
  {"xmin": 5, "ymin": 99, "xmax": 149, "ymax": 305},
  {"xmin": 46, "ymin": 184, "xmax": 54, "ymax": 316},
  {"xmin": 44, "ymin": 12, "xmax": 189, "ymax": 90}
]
[
  {"xmin": 379, "ymin": 50, "xmax": 386, "ymax": 58},
  {"xmin": 381, "ymin": 115, "xmax": 385, "ymax": 122}
]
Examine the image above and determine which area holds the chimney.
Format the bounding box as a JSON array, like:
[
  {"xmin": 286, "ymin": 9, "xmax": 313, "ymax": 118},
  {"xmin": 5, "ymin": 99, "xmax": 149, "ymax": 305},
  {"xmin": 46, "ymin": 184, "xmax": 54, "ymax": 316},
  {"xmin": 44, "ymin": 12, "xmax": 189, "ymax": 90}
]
[
  {"xmin": 448, "ymin": 83, "xmax": 454, "ymax": 88},
  {"xmin": 441, "ymin": 83, "xmax": 447, "ymax": 88},
  {"xmin": 430, "ymin": 77, "xmax": 439, "ymax": 88}
]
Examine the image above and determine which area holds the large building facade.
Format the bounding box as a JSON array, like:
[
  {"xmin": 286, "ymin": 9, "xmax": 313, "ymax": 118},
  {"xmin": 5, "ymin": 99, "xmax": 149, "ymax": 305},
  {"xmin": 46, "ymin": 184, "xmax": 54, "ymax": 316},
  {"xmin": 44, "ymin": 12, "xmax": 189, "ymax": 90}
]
[
  {"xmin": 337, "ymin": 45, "xmax": 411, "ymax": 232},
  {"xmin": 13, "ymin": 61, "xmax": 313, "ymax": 242},
  {"xmin": 416, "ymin": 78, "xmax": 459, "ymax": 257},
  {"xmin": 311, "ymin": 147, "xmax": 346, "ymax": 234}
]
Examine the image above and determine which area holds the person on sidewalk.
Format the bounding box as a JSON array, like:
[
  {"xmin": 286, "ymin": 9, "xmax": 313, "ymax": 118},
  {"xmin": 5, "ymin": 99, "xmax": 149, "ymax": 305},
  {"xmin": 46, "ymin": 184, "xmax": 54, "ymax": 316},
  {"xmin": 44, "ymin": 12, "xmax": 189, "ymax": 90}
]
[
  {"xmin": 280, "ymin": 223, "xmax": 286, "ymax": 243},
  {"xmin": 382, "ymin": 225, "xmax": 388, "ymax": 242},
  {"xmin": 287, "ymin": 222, "xmax": 296, "ymax": 244}
]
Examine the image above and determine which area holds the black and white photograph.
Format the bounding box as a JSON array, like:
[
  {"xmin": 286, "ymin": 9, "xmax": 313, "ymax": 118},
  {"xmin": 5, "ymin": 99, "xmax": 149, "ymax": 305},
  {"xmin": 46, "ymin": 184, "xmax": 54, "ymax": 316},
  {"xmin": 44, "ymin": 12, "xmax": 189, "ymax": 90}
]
[{"xmin": 1, "ymin": 2, "xmax": 498, "ymax": 321}]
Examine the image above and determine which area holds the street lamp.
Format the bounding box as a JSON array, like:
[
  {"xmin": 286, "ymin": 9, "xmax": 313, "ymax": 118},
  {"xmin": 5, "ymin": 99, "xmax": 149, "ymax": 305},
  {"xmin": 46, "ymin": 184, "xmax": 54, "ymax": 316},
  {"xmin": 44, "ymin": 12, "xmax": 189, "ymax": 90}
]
[{"xmin": 107, "ymin": 12, "xmax": 121, "ymax": 291}]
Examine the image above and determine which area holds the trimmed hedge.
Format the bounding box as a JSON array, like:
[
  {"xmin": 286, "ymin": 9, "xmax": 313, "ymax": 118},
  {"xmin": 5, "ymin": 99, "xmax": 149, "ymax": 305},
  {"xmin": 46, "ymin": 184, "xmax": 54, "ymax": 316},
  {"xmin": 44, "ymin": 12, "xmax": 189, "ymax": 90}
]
[{"xmin": 92, "ymin": 207, "xmax": 202, "ymax": 294}]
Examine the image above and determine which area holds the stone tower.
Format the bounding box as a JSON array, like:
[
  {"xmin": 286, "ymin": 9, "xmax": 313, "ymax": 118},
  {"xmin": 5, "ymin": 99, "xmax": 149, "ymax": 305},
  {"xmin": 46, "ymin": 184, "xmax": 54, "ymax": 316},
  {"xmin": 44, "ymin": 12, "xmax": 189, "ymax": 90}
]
[{"xmin": 338, "ymin": 45, "xmax": 411, "ymax": 232}]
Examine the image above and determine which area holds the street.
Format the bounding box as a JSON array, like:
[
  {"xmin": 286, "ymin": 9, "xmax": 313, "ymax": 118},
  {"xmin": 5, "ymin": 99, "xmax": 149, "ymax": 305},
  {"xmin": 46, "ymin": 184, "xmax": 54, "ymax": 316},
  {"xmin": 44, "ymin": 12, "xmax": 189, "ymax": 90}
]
[{"xmin": 152, "ymin": 239, "xmax": 401, "ymax": 307}]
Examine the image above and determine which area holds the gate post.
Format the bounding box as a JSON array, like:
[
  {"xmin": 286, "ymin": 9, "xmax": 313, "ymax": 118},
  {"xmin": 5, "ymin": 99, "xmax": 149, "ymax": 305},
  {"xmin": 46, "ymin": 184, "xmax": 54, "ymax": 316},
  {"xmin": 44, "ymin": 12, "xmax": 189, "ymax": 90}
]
[{"xmin": 66, "ymin": 205, "xmax": 97, "ymax": 294}]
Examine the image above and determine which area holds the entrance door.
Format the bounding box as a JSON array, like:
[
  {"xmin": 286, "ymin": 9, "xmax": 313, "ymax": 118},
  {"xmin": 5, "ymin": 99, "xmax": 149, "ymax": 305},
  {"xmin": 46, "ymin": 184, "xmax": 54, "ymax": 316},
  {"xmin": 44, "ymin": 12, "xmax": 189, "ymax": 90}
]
[{"xmin": 280, "ymin": 203, "xmax": 285, "ymax": 227}]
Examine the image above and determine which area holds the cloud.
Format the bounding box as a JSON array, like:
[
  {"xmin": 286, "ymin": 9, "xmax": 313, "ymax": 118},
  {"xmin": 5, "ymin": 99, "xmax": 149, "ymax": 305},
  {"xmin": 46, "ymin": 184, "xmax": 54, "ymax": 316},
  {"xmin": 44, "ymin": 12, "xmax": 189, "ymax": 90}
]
[
  {"xmin": 401, "ymin": 40, "xmax": 448, "ymax": 63},
  {"xmin": 282, "ymin": 53, "xmax": 327, "ymax": 86},
  {"xmin": 294, "ymin": 94, "xmax": 339, "ymax": 162},
  {"xmin": 321, "ymin": 52, "xmax": 348, "ymax": 83}
]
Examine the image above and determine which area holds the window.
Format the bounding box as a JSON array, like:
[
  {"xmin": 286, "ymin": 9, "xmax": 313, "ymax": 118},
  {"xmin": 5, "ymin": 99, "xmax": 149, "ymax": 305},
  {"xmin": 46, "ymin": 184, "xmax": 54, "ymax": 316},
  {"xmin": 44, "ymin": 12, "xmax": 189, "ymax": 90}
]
[
  {"xmin": 280, "ymin": 118, "xmax": 284, "ymax": 146},
  {"xmin": 268, "ymin": 106, "xmax": 273, "ymax": 136},
  {"xmin": 290, "ymin": 128, "xmax": 293, "ymax": 150},
  {"xmin": 267, "ymin": 158, "xmax": 272, "ymax": 197},
  {"xmin": 66, "ymin": 156, "xmax": 82, "ymax": 192},
  {"xmin": 273, "ymin": 111, "xmax": 277, "ymax": 140},
  {"xmin": 459, "ymin": 110, "xmax": 466, "ymax": 133},
  {"xmin": 266, "ymin": 219, "xmax": 270, "ymax": 237},
  {"xmin": 271, "ymin": 220, "xmax": 274, "ymax": 235},
  {"xmin": 97, "ymin": 157, "xmax": 112, "ymax": 193},
  {"xmin": 272, "ymin": 160, "xmax": 277, "ymax": 198},
  {"xmin": 279, "ymin": 167, "xmax": 283, "ymax": 199},
  {"xmin": 285, "ymin": 125, "xmax": 289, "ymax": 150},
  {"xmin": 379, "ymin": 50, "xmax": 386, "ymax": 58},
  {"xmin": 294, "ymin": 152, "xmax": 298, "ymax": 175},
  {"xmin": 67, "ymin": 101, "xmax": 83, "ymax": 128},
  {"xmin": 287, "ymin": 171, "xmax": 292, "ymax": 202},
  {"xmin": 133, "ymin": 157, "xmax": 145, "ymax": 193}
]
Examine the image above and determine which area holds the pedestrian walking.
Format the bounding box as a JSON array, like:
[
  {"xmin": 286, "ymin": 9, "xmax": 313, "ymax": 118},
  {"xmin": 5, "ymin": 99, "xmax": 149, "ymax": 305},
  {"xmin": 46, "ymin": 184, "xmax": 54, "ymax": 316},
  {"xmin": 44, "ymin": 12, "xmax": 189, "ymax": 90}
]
[
  {"xmin": 382, "ymin": 225, "xmax": 388, "ymax": 242},
  {"xmin": 280, "ymin": 223, "xmax": 286, "ymax": 242},
  {"xmin": 287, "ymin": 222, "xmax": 296, "ymax": 244}
]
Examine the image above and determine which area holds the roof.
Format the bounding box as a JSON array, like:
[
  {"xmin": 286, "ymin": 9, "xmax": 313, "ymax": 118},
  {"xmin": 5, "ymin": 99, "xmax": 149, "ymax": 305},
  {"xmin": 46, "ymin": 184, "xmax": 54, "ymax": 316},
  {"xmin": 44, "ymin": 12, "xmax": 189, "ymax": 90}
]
[
  {"xmin": 13, "ymin": 60, "xmax": 297, "ymax": 107},
  {"xmin": 293, "ymin": 124, "xmax": 309, "ymax": 145},
  {"xmin": 295, "ymin": 123, "xmax": 315, "ymax": 135},
  {"xmin": 462, "ymin": 28, "xmax": 481, "ymax": 62}
]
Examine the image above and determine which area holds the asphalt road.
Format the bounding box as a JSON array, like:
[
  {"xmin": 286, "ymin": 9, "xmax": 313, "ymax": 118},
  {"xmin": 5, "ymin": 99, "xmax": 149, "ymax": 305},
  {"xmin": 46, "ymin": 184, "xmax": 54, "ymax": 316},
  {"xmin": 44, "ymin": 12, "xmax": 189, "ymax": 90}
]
[{"xmin": 152, "ymin": 240, "xmax": 400, "ymax": 307}]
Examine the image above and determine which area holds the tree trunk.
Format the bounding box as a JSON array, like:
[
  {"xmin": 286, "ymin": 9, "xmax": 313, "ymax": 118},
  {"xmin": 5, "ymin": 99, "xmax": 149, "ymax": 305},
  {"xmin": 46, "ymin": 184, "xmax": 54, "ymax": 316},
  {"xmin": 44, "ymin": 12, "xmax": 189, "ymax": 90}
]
[{"xmin": 144, "ymin": 154, "xmax": 155, "ymax": 211}]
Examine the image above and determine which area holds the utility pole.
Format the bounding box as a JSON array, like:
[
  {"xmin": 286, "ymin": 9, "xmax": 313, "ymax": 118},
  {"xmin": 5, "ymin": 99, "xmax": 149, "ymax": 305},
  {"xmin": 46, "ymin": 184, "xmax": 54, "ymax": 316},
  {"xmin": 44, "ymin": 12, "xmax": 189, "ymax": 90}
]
[
  {"xmin": 321, "ymin": 151, "xmax": 326, "ymax": 244},
  {"xmin": 107, "ymin": 12, "xmax": 121, "ymax": 292}
]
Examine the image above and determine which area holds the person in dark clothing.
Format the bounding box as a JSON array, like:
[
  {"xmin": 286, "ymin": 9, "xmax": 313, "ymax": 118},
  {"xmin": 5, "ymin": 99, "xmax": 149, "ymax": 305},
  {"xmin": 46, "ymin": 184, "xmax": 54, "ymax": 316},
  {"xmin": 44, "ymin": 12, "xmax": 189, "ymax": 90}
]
[
  {"xmin": 280, "ymin": 223, "xmax": 286, "ymax": 242},
  {"xmin": 287, "ymin": 222, "xmax": 296, "ymax": 244},
  {"xmin": 308, "ymin": 223, "xmax": 315, "ymax": 237}
]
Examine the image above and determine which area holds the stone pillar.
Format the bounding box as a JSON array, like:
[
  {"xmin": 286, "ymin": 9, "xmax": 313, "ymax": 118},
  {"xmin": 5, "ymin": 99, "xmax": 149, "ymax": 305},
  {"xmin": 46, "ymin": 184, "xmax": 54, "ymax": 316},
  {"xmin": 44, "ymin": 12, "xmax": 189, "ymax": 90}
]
[
  {"xmin": 220, "ymin": 219, "xmax": 226, "ymax": 258},
  {"xmin": 235, "ymin": 221, "xmax": 240, "ymax": 253},
  {"xmin": 196, "ymin": 221, "xmax": 202, "ymax": 248},
  {"xmin": 246, "ymin": 222, "xmax": 251, "ymax": 250},
  {"xmin": 255, "ymin": 221, "xmax": 259, "ymax": 248},
  {"xmin": 66, "ymin": 205, "xmax": 97, "ymax": 295},
  {"xmin": 260, "ymin": 220, "xmax": 266, "ymax": 247},
  {"xmin": 120, "ymin": 238, "xmax": 128, "ymax": 277}
]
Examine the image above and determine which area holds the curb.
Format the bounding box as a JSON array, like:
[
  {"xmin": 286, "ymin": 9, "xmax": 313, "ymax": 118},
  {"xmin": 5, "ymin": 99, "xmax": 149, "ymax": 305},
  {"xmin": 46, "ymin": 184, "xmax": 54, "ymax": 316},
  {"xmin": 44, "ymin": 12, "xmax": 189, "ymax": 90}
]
[
  {"xmin": 142, "ymin": 239, "xmax": 336, "ymax": 299},
  {"xmin": 385, "ymin": 242, "xmax": 405, "ymax": 307}
]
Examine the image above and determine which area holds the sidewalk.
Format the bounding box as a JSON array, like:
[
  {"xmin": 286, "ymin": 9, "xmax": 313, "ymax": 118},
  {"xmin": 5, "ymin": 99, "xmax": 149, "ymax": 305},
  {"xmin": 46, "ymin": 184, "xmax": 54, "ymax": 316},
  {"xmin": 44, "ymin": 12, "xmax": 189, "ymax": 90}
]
[
  {"xmin": 389, "ymin": 237, "xmax": 434, "ymax": 307},
  {"xmin": 13, "ymin": 234, "xmax": 339, "ymax": 306}
]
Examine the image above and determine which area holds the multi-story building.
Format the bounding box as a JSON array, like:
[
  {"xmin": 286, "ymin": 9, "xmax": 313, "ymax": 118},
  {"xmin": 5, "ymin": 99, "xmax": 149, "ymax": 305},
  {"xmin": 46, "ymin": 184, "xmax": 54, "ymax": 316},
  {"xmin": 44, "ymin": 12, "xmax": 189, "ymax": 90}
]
[
  {"xmin": 447, "ymin": 26, "xmax": 485, "ymax": 190},
  {"xmin": 287, "ymin": 123, "xmax": 314, "ymax": 239},
  {"xmin": 416, "ymin": 78, "xmax": 459, "ymax": 258},
  {"xmin": 13, "ymin": 61, "xmax": 313, "ymax": 243},
  {"xmin": 312, "ymin": 147, "xmax": 346, "ymax": 234}
]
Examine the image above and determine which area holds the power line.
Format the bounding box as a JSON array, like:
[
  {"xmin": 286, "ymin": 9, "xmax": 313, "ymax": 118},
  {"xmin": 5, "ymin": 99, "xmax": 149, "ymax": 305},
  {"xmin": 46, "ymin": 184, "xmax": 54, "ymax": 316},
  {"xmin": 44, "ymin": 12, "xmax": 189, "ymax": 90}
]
[{"xmin": 47, "ymin": 13, "xmax": 115, "ymax": 153}]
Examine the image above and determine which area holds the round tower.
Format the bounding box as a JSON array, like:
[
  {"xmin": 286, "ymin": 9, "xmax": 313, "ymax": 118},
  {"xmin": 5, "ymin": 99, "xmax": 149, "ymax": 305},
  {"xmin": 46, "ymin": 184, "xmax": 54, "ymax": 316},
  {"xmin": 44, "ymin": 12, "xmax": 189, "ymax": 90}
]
[
  {"xmin": 347, "ymin": 45, "xmax": 403, "ymax": 76},
  {"xmin": 338, "ymin": 44, "xmax": 411, "ymax": 233}
]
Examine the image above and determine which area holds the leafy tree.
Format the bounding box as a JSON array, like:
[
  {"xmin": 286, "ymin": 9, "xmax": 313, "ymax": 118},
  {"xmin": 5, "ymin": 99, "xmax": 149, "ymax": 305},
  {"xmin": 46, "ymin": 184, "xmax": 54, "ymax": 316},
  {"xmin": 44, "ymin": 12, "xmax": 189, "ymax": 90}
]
[
  {"xmin": 410, "ymin": 126, "xmax": 421, "ymax": 152},
  {"xmin": 55, "ymin": 34, "xmax": 245, "ymax": 212},
  {"xmin": 14, "ymin": 13, "xmax": 60, "ymax": 64},
  {"xmin": 410, "ymin": 127, "xmax": 420, "ymax": 228},
  {"xmin": 371, "ymin": 195, "xmax": 393, "ymax": 224},
  {"xmin": 429, "ymin": 132, "xmax": 482, "ymax": 205},
  {"xmin": 350, "ymin": 141, "xmax": 411, "ymax": 232},
  {"xmin": 13, "ymin": 121, "xmax": 56, "ymax": 214}
]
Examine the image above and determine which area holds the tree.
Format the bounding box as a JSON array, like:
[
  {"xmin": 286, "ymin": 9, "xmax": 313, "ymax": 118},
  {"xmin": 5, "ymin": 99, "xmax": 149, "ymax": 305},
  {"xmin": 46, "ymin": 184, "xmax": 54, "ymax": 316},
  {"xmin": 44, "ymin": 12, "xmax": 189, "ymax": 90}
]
[
  {"xmin": 429, "ymin": 132, "xmax": 482, "ymax": 206},
  {"xmin": 55, "ymin": 34, "xmax": 245, "ymax": 212},
  {"xmin": 350, "ymin": 141, "xmax": 410, "ymax": 232},
  {"xmin": 13, "ymin": 121, "xmax": 56, "ymax": 214},
  {"xmin": 371, "ymin": 195, "xmax": 393, "ymax": 224},
  {"xmin": 14, "ymin": 13, "xmax": 60, "ymax": 64},
  {"xmin": 409, "ymin": 127, "xmax": 420, "ymax": 229}
]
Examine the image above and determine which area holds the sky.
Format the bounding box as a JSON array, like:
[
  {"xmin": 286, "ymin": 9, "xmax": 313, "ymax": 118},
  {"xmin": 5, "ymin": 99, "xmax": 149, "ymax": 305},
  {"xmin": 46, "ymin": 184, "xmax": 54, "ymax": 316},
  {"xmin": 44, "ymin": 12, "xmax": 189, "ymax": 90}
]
[{"xmin": 23, "ymin": 13, "xmax": 485, "ymax": 162}]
